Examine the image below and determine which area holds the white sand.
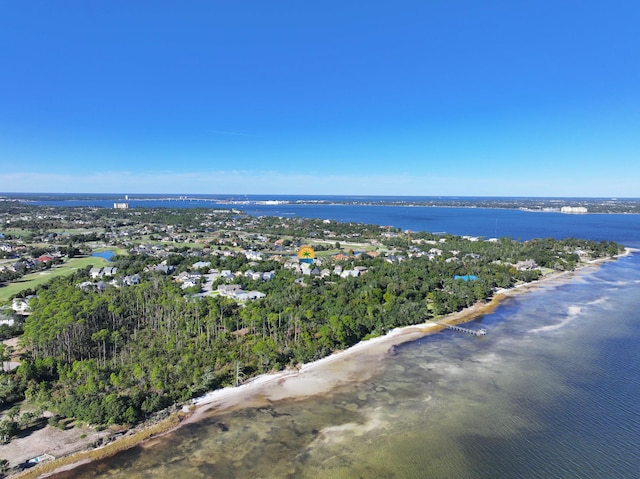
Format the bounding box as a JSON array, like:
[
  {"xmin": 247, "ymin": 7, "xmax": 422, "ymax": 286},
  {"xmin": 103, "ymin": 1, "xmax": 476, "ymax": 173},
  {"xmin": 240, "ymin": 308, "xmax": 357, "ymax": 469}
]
[
  {"xmin": 0, "ymin": 421, "xmax": 109, "ymax": 470},
  {"xmin": 184, "ymin": 322, "xmax": 439, "ymax": 423}
]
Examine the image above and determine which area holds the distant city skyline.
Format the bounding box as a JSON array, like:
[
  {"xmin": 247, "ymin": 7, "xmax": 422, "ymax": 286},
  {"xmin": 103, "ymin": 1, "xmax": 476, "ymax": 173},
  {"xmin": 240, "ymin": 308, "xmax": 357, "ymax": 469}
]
[{"xmin": 1, "ymin": 1, "xmax": 639, "ymax": 197}]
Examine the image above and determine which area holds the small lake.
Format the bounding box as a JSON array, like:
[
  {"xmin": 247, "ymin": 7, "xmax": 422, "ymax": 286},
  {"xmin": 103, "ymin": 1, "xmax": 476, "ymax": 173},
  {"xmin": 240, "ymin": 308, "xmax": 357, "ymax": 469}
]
[{"xmin": 91, "ymin": 251, "xmax": 115, "ymax": 261}]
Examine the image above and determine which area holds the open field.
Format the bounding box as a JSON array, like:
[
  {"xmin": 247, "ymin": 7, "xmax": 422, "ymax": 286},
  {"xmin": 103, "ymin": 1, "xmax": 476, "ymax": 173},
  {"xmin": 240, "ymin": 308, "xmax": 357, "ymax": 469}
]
[
  {"xmin": 0, "ymin": 256, "xmax": 108, "ymax": 303},
  {"xmin": 0, "ymin": 229, "xmax": 31, "ymax": 238},
  {"xmin": 49, "ymin": 228, "xmax": 103, "ymax": 234}
]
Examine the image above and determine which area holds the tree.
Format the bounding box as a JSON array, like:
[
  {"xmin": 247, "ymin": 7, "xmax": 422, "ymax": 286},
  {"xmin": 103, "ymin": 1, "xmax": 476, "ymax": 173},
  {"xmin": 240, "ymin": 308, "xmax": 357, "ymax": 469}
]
[
  {"xmin": 0, "ymin": 419, "xmax": 18, "ymax": 443},
  {"xmin": 0, "ymin": 458, "xmax": 10, "ymax": 477},
  {"xmin": 6, "ymin": 406, "xmax": 20, "ymax": 422}
]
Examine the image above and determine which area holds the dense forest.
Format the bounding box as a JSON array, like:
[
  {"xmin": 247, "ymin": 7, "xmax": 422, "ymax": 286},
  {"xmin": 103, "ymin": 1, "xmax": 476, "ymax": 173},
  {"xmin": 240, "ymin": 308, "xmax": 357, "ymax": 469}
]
[{"xmin": 1, "ymin": 232, "xmax": 623, "ymax": 427}]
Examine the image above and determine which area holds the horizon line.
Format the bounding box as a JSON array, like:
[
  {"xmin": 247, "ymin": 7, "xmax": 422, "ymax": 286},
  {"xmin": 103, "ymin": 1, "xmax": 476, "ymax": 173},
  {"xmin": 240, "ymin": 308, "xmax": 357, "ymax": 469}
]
[{"xmin": 1, "ymin": 192, "xmax": 638, "ymax": 200}]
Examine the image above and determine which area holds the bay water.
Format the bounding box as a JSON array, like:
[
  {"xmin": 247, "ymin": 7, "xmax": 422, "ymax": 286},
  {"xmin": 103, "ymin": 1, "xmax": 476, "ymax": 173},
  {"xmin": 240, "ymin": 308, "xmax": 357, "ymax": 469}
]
[{"xmin": 25, "ymin": 193, "xmax": 640, "ymax": 243}]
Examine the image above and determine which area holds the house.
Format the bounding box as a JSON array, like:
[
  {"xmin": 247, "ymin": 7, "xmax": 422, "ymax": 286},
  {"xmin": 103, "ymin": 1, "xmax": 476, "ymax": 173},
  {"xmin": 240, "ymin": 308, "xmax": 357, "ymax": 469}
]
[
  {"xmin": 122, "ymin": 274, "xmax": 141, "ymax": 286},
  {"xmin": 261, "ymin": 271, "xmax": 275, "ymax": 281},
  {"xmin": 220, "ymin": 270, "xmax": 234, "ymax": 281},
  {"xmin": 13, "ymin": 260, "xmax": 36, "ymax": 271},
  {"xmin": 0, "ymin": 315, "xmax": 14, "ymax": 327},
  {"xmin": 90, "ymin": 267, "xmax": 103, "ymax": 279},
  {"xmin": 175, "ymin": 272, "xmax": 192, "ymax": 282},
  {"xmin": 514, "ymin": 259, "xmax": 538, "ymax": 271},
  {"xmin": 340, "ymin": 269, "xmax": 360, "ymax": 278},
  {"xmin": 90, "ymin": 267, "xmax": 118, "ymax": 278},
  {"xmin": 244, "ymin": 251, "xmax": 263, "ymax": 261},
  {"xmin": 103, "ymin": 267, "xmax": 117, "ymax": 276},
  {"xmin": 217, "ymin": 284, "xmax": 243, "ymax": 297},
  {"xmin": 181, "ymin": 279, "xmax": 200, "ymax": 290},
  {"xmin": 176, "ymin": 271, "xmax": 202, "ymax": 283},
  {"xmin": 217, "ymin": 284, "xmax": 265, "ymax": 301},
  {"xmin": 283, "ymin": 260, "xmax": 300, "ymax": 270},
  {"xmin": 77, "ymin": 281, "xmax": 95, "ymax": 291},
  {"xmin": 77, "ymin": 281, "xmax": 108, "ymax": 292},
  {"xmin": 12, "ymin": 297, "xmax": 34, "ymax": 314},
  {"xmin": 154, "ymin": 264, "xmax": 176, "ymax": 275},
  {"xmin": 192, "ymin": 261, "xmax": 211, "ymax": 270},
  {"xmin": 235, "ymin": 291, "xmax": 266, "ymax": 301},
  {"xmin": 250, "ymin": 272, "xmax": 264, "ymax": 281},
  {"xmin": 385, "ymin": 255, "xmax": 405, "ymax": 263}
]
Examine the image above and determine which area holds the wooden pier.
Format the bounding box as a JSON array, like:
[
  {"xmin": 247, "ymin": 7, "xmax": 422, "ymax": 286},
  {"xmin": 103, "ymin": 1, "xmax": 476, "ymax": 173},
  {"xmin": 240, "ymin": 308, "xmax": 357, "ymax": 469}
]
[{"xmin": 438, "ymin": 323, "xmax": 487, "ymax": 336}]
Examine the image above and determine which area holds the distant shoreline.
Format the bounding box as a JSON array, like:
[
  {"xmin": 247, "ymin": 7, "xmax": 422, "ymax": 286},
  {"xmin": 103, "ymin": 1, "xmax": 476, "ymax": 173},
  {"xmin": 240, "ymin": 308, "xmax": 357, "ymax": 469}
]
[
  {"xmin": 2, "ymin": 193, "xmax": 639, "ymax": 214},
  {"xmin": 12, "ymin": 249, "xmax": 632, "ymax": 479}
]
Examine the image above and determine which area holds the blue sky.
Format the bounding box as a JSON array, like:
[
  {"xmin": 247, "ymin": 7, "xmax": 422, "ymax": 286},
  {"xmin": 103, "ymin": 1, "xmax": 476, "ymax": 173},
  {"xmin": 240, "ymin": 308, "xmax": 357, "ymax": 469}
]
[{"xmin": 1, "ymin": 1, "xmax": 638, "ymax": 196}]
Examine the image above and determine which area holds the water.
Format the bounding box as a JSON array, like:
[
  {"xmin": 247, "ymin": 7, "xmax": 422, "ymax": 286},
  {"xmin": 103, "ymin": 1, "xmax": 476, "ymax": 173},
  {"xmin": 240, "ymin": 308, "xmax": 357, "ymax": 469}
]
[
  {"xmin": 91, "ymin": 251, "xmax": 114, "ymax": 261},
  {"xmin": 19, "ymin": 197, "xmax": 640, "ymax": 478},
  {"xmin": 16, "ymin": 193, "xmax": 640, "ymax": 244}
]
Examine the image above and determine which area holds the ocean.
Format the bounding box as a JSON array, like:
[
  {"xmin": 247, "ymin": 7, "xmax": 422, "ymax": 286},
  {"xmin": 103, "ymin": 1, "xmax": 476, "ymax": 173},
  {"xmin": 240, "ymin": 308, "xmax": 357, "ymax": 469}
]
[{"xmin": 21, "ymin": 197, "xmax": 640, "ymax": 478}]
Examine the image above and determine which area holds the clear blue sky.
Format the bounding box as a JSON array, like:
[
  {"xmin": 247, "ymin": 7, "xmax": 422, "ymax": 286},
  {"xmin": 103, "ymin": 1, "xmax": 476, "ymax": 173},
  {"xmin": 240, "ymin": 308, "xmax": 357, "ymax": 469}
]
[{"xmin": 1, "ymin": 1, "xmax": 638, "ymax": 196}]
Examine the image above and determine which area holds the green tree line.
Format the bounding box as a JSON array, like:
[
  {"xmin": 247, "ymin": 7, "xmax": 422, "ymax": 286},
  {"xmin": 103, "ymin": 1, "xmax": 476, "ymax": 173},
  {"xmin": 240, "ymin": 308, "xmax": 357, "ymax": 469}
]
[{"xmin": 1, "ymin": 236, "xmax": 623, "ymax": 427}]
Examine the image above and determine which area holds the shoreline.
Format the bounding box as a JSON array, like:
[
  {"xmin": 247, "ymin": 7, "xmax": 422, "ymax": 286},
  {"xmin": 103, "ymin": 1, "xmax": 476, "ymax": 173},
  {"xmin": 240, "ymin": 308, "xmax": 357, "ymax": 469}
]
[{"xmin": 8, "ymin": 250, "xmax": 632, "ymax": 478}]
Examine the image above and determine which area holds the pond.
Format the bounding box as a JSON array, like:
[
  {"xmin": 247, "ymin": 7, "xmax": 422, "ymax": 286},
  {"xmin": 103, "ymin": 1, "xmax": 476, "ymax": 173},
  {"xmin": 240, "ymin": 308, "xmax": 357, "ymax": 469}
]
[{"xmin": 91, "ymin": 250, "xmax": 115, "ymax": 261}]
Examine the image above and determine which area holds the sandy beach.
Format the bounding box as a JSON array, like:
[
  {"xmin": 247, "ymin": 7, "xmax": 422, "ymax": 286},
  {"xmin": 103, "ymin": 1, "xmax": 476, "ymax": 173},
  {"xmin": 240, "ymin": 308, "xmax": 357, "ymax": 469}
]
[{"xmin": 5, "ymin": 250, "xmax": 631, "ymax": 478}]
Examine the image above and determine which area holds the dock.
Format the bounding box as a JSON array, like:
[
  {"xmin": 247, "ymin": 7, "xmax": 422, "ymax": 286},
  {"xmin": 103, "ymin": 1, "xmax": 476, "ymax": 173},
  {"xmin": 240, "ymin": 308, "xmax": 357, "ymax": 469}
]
[{"xmin": 437, "ymin": 323, "xmax": 487, "ymax": 336}]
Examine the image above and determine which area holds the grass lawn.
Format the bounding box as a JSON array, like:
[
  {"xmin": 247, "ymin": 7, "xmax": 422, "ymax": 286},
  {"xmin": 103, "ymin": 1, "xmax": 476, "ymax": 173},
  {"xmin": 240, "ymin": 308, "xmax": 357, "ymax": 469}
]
[
  {"xmin": 50, "ymin": 227, "xmax": 103, "ymax": 234},
  {"xmin": 0, "ymin": 228, "xmax": 31, "ymax": 238},
  {"xmin": 0, "ymin": 256, "xmax": 107, "ymax": 303}
]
